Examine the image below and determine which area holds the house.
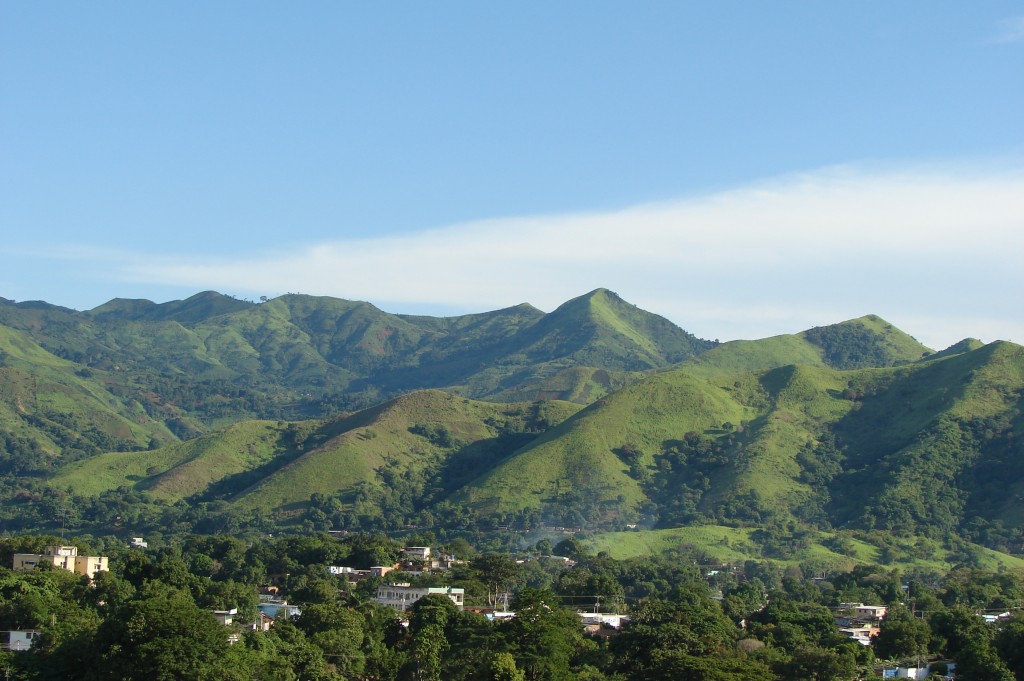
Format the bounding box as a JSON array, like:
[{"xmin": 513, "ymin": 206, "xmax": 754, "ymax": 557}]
[
  {"xmin": 12, "ymin": 545, "xmax": 109, "ymax": 579},
  {"xmin": 374, "ymin": 584, "xmax": 465, "ymax": 612},
  {"xmin": 401, "ymin": 547, "xmax": 431, "ymax": 562},
  {"xmin": 839, "ymin": 625, "xmax": 878, "ymax": 646},
  {"xmin": 252, "ymin": 612, "xmax": 275, "ymax": 632},
  {"xmin": 855, "ymin": 605, "xmax": 888, "ymax": 621},
  {"xmin": 130, "ymin": 537, "xmax": 148, "ymax": 549},
  {"xmin": 578, "ymin": 613, "xmax": 627, "ymax": 627},
  {"xmin": 257, "ymin": 600, "xmax": 301, "ymax": 620},
  {"xmin": 212, "ymin": 608, "xmax": 237, "ymax": 626},
  {"xmin": 327, "ymin": 566, "xmax": 357, "ymax": 576},
  {"xmin": 881, "ymin": 663, "xmax": 955, "ymax": 680},
  {"xmin": 981, "ymin": 611, "xmax": 1012, "ymax": 624},
  {"xmin": 1, "ymin": 630, "xmax": 41, "ymax": 651}
]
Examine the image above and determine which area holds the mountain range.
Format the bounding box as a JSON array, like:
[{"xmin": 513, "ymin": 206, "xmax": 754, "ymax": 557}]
[{"xmin": 2, "ymin": 288, "xmax": 1022, "ymax": 566}]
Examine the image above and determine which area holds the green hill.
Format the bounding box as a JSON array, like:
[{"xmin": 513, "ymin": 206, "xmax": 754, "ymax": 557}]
[
  {"xmin": 801, "ymin": 314, "xmax": 933, "ymax": 369},
  {"xmin": 588, "ymin": 525, "xmax": 1024, "ymax": 573},
  {"xmin": 0, "ymin": 288, "xmax": 719, "ymax": 474},
  {"xmin": 51, "ymin": 419, "xmax": 289, "ymax": 499},
  {"xmin": 0, "ymin": 289, "xmax": 714, "ymax": 419},
  {"xmin": 5, "ymin": 290, "xmax": 1022, "ymax": 559},
  {"xmin": 455, "ymin": 339, "xmax": 1024, "ymax": 552},
  {"xmin": 0, "ymin": 325, "xmax": 173, "ymax": 474},
  {"xmin": 51, "ymin": 390, "xmax": 584, "ymax": 524},
  {"xmin": 683, "ymin": 314, "xmax": 933, "ymax": 377}
]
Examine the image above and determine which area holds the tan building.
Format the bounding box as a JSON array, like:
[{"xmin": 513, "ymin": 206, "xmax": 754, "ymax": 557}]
[
  {"xmin": 854, "ymin": 605, "xmax": 888, "ymax": 621},
  {"xmin": 12, "ymin": 545, "xmax": 109, "ymax": 579}
]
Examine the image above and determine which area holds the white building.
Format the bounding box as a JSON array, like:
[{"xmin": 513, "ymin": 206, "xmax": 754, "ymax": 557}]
[
  {"xmin": 375, "ymin": 584, "xmax": 465, "ymax": 611},
  {"xmin": 1, "ymin": 630, "xmax": 40, "ymax": 652},
  {"xmin": 212, "ymin": 608, "xmax": 237, "ymax": 626},
  {"xmin": 401, "ymin": 547, "xmax": 431, "ymax": 561}
]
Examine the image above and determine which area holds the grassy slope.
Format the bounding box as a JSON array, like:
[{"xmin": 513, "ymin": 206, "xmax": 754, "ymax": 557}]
[
  {"xmin": 49, "ymin": 390, "xmax": 584, "ymax": 515},
  {"xmin": 456, "ymin": 338, "xmax": 1024, "ymax": 540},
  {"xmin": 589, "ymin": 526, "xmax": 1024, "ymax": 572},
  {"xmin": 811, "ymin": 314, "xmax": 934, "ymax": 362},
  {"xmin": 482, "ymin": 366, "xmax": 642, "ymax": 404},
  {"xmin": 13, "ymin": 295, "xmax": 1024, "ymax": 555},
  {"xmin": 50, "ymin": 420, "xmax": 287, "ymax": 498},
  {"xmin": 507, "ymin": 288, "xmax": 714, "ymax": 370},
  {"xmin": 683, "ymin": 315, "xmax": 931, "ymax": 378},
  {"xmin": 459, "ymin": 370, "xmax": 756, "ymax": 514},
  {"xmin": 0, "ymin": 326, "xmax": 170, "ymax": 454},
  {"xmin": 824, "ymin": 341, "xmax": 1024, "ymax": 528},
  {"xmin": 683, "ymin": 334, "xmax": 827, "ymax": 376},
  {"xmin": 5, "ymin": 290, "xmax": 713, "ymax": 410},
  {"xmin": 230, "ymin": 391, "xmax": 582, "ymax": 513},
  {"xmin": 705, "ymin": 364, "xmax": 853, "ymax": 509},
  {"xmin": 458, "ymin": 359, "xmax": 856, "ymax": 520}
]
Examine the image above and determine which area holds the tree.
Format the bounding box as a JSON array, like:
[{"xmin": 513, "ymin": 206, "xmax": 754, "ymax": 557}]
[
  {"xmin": 637, "ymin": 648, "xmax": 774, "ymax": 681},
  {"xmin": 86, "ymin": 582, "xmax": 231, "ymax": 680},
  {"xmin": 721, "ymin": 582, "xmax": 767, "ymax": 623},
  {"xmin": 929, "ymin": 605, "xmax": 989, "ymax": 659},
  {"xmin": 956, "ymin": 639, "xmax": 1015, "ymax": 681},
  {"xmin": 747, "ymin": 594, "xmax": 844, "ymax": 653},
  {"xmin": 295, "ymin": 603, "xmax": 367, "ymax": 678},
  {"xmin": 778, "ymin": 646, "xmax": 856, "ymax": 681},
  {"xmin": 490, "ymin": 652, "xmax": 526, "ymax": 681},
  {"xmin": 611, "ymin": 585, "xmax": 743, "ymax": 679},
  {"xmin": 871, "ymin": 604, "xmax": 930, "ymax": 661},
  {"xmin": 500, "ymin": 589, "xmax": 583, "ymax": 681},
  {"xmin": 411, "ymin": 623, "xmax": 448, "ymax": 681},
  {"xmin": 553, "ymin": 537, "xmax": 588, "ymax": 560},
  {"xmin": 994, "ymin": 614, "xmax": 1024, "ymax": 680},
  {"xmin": 470, "ymin": 554, "xmax": 522, "ymax": 608}
]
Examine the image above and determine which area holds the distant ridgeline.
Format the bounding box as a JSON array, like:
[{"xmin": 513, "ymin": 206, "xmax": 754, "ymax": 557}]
[{"xmin": 2, "ymin": 289, "xmax": 1023, "ymax": 559}]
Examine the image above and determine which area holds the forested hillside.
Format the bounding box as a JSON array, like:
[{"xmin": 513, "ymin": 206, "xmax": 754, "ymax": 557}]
[{"xmin": 3, "ymin": 290, "xmax": 1023, "ymax": 566}]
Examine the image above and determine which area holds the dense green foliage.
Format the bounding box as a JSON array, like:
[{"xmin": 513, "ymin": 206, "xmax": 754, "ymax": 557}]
[
  {"xmin": 2, "ymin": 532, "xmax": 1024, "ymax": 679},
  {"xmin": 3, "ymin": 290, "xmax": 1024, "ymax": 575},
  {"xmin": 0, "ymin": 289, "xmax": 711, "ymax": 434},
  {"xmin": 802, "ymin": 315, "xmax": 931, "ymax": 370}
]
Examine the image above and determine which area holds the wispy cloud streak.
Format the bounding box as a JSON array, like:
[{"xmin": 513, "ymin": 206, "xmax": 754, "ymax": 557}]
[
  {"xmin": 83, "ymin": 163, "xmax": 1024, "ymax": 348},
  {"xmin": 991, "ymin": 15, "xmax": 1024, "ymax": 43}
]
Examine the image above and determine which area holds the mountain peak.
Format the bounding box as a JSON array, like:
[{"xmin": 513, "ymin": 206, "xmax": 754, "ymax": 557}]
[
  {"xmin": 88, "ymin": 291, "xmax": 253, "ymax": 323},
  {"xmin": 801, "ymin": 315, "xmax": 932, "ymax": 370}
]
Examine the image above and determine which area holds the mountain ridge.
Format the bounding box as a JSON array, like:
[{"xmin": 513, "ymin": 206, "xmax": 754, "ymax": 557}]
[{"xmin": 5, "ymin": 288, "xmax": 1021, "ymax": 559}]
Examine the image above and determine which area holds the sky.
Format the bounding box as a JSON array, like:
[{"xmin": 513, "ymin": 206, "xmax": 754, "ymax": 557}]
[{"xmin": 1, "ymin": 3, "xmax": 1022, "ymax": 349}]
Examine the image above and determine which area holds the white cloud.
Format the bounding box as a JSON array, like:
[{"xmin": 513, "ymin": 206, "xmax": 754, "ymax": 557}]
[
  {"xmin": 991, "ymin": 15, "xmax": 1024, "ymax": 43},
  {"xmin": 100, "ymin": 162, "xmax": 1024, "ymax": 349}
]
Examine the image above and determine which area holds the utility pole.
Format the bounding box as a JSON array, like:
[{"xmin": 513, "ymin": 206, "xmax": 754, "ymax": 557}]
[{"xmin": 55, "ymin": 504, "xmax": 70, "ymax": 541}]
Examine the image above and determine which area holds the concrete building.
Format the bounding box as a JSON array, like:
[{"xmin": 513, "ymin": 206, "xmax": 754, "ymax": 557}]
[
  {"xmin": 855, "ymin": 605, "xmax": 888, "ymax": 621},
  {"xmin": 12, "ymin": 545, "xmax": 108, "ymax": 579},
  {"xmin": 401, "ymin": 547, "xmax": 431, "ymax": 562},
  {"xmin": 213, "ymin": 608, "xmax": 238, "ymax": 626},
  {"xmin": 374, "ymin": 584, "xmax": 465, "ymax": 612},
  {"xmin": 257, "ymin": 600, "xmax": 301, "ymax": 620},
  {"xmin": 1, "ymin": 630, "xmax": 40, "ymax": 651}
]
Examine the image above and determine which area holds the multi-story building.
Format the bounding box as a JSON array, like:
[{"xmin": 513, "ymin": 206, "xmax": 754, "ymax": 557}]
[
  {"xmin": 375, "ymin": 584, "xmax": 465, "ymax": 612},
  {"xmin": 12, "ymin": 545, "xmax": 109, "ymax": 579}
]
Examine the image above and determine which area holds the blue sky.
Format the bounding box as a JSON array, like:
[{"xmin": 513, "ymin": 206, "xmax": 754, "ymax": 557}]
[{"xmin": 2, "ymin": 3, "xmax": 1022, "ymax": 348}]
